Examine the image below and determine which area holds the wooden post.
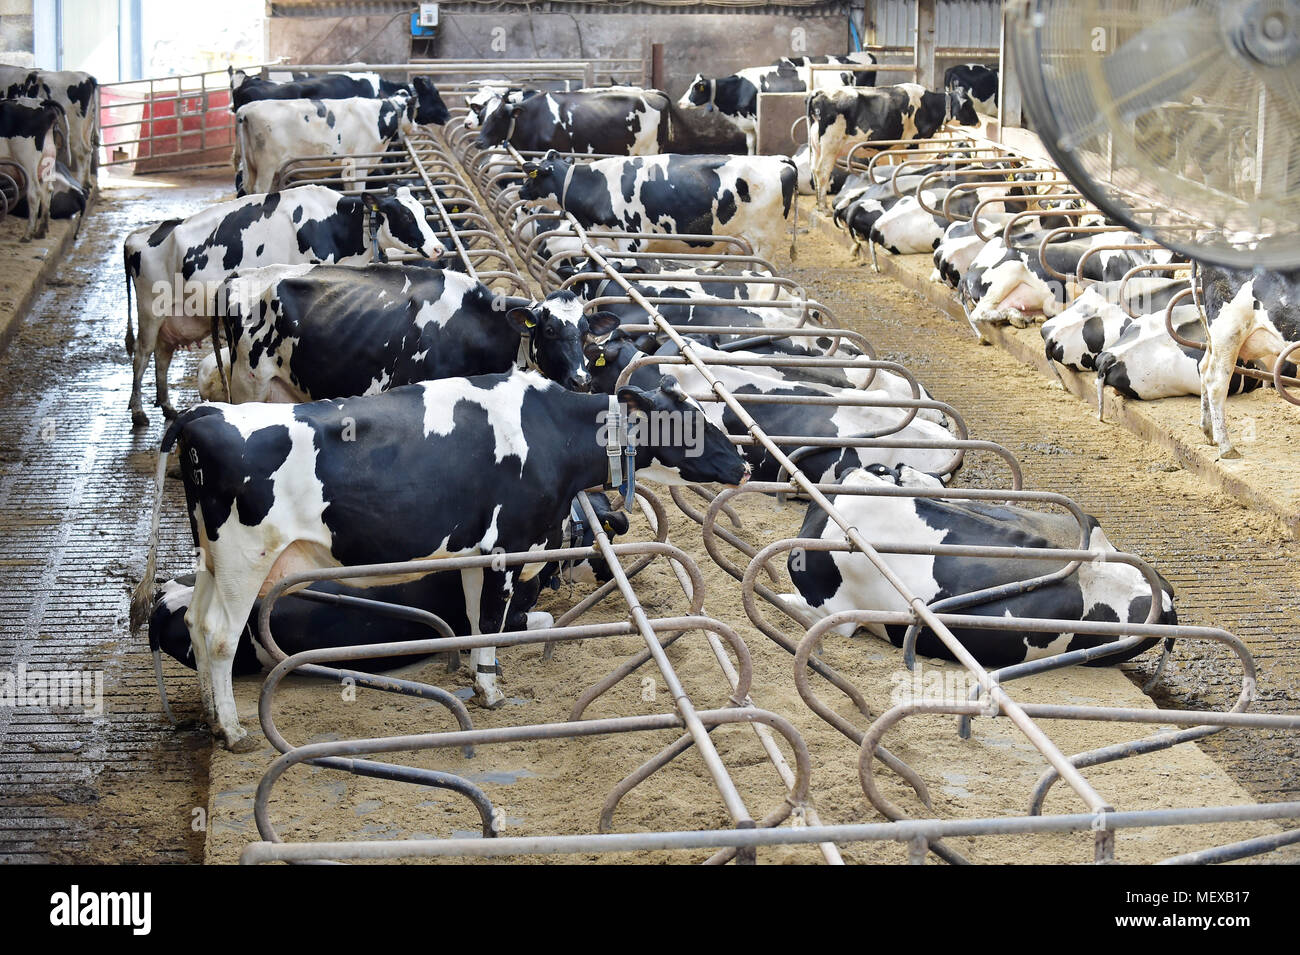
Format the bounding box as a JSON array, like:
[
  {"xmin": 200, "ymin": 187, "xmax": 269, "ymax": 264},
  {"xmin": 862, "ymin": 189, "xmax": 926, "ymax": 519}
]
[
  {"xmin": 651, "ymin": 43, "xmax": 665, "ymax": 92},
  {"xmin": 997, "ymin": 3, "xmax": 1023, "ymax": 135},
  {"xmin": 916, "ymin": 0, "xmax": 937, "ymax": 89}
]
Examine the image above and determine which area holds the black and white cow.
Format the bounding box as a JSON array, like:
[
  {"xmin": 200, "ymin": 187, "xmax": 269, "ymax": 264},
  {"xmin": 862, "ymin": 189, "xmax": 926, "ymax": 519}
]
[
  {"xmin": 202, "ymin": 263, "xmax": 619, "ymax": 402},
  {"xmin": 1094, "ymin": 303, "xmax": 1263, "ymax": 402},
  {"xmin": 475, "ymin": 87, "xmax": 670, "ymax": 156},
  {"xmin": 783, "ymin": 465, "xmax": 1175, "ymax": 668},
  {"xmin": 959, "ymin": 229, "xmax": 1175, "ymax": 334},
  {"xmin": 230, "ymin": 68, "xmax": 449, "ymax": 122},
  {"xmin": 1197, "ymin": 266, "xmax": 1300, "ymax": 457},
  {"xmin": 148, "ymin": 492, "xmax": 629, "ymax": 676},
  {"xmin": 0, "ymin": 67, "xmax": 97, "ymax": 185},
  {"xmin": 130, "ymin": 370, "xmax": 748, "ymax": 748},
  {"xmin": 1042, "ymin": 280, "xmax": 1188, "ymax": 372},
  {"xmin": 587, "ymin": 336, "xmax": 956, "ymax": 483},
  {"xmin": 944, "ymin": 63, "xmax": 998, "ymax": 117},
  {"xmin": 678, "ymin": 53, "xmax": 876, "ymax": 153},
  {"xmin": 234, "ymin": 90, "xmax": 434, "ymax": 196},
  {"xmin": 123, "ymin": 183, "xmax": 441, "ymax": 427},
  {"xmin": 806, "ymin": 84, "xmax": 979, "ymax": 208},
  {"xmin": 519, "ymin": 151, "xmax": 798, "ymax": 261},
  {"xmin": 0, "ymin": 98, "xmax": 64, "ymax": 239}
]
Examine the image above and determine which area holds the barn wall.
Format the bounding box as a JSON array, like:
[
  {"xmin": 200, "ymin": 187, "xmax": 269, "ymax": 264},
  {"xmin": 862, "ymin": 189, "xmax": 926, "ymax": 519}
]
[
  {"xmin": 0, "ymin": 0, "xmax": 33, "ymax": 62},
  {"xmin": 433, "ymin": 12, "xmax": 846, "ymax": 94},
  {"xmin": 267, "ymin": 2, "xmax": 853, "ymax": 96}
]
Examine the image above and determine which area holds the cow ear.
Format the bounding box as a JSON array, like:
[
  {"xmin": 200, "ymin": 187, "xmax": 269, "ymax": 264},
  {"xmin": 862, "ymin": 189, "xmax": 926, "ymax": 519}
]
[
  {"xmin": 361, "ymin": 191, "xmax": 381, "ymax": 212},
  {"xmin": 601, "ymin": 511, "xmax": 630, "ymax": 536},
  {"xmin": 585, "ymin": 311, "xmax": 620, "ymax": 339},
  {"xmin": 506, "ymin": 306, "xmax": 537, "ymax": 332},
  {"xmin": 583, "ymin": 341, "xmax": 606, "ymax": 365},
  {"xmin": 543, "ymin": 149, "xmax": 560, "ymax": 162},
  {"xmin": 617, "ymin": 385, "xmax": 657, "ymax": 415}
]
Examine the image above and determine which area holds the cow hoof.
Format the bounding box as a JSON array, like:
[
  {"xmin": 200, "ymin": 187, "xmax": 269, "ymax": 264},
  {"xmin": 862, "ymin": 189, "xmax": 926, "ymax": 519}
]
[
  {"xmin": 1219, "ymin": 445, "xmax": 1242, "ymax": 460},
  {"xmin": 225, "ymin": 732, "xmax": 260, "ymax": 754},
  {"xmin": 130, "ymin": 409, "xmax": 149, "ymax": 429},
  {"xmin": 161, "ymin": 405, "xmax": 179, "ymax": 421},
  {"xmin": 474, "ymin": 687, "xmax": 506, "ymax": 710}
]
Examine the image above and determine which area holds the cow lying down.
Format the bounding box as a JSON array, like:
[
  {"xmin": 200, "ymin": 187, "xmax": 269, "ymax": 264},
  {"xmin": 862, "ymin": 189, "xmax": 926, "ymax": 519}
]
[
  {"xmin": 587, "ymin": 335, "xmax": 958, "ymax": 484},
  {"xmin": 148, "ymin": 492, "xmax": 628, "ymax": 682},
  {"xmin": 782, "ymin": 465, "xmax": 1175, "ymax": 668}
]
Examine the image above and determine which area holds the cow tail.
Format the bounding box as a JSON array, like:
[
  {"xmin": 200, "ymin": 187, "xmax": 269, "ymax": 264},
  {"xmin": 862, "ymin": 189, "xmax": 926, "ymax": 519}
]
[
  {"xmin": 210, "ymin": 310, "xmax": 230, "ymax": 402},
  {"xmin": 129, "ymin": 416, "xmax": 186, "ymax": 635},
  {"xmin": 785, "ymin": 158, "xmax": 799, "ymax": 262},
  {"xmin": 124, "ymin": 246, "xmax": 135, "ymax": 357}
]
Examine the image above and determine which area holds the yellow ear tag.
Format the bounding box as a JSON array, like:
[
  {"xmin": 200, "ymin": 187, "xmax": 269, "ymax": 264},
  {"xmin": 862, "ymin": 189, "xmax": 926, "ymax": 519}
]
[
  {"xmin": 595, "ymin": 355, "xmax": 606, "ymax": 366},
  {"xmin": 528, "ymin": 169, "xmax": 538, "ymax": 178},
  {"xmin": 525, "ymin": 318, "xmax": 536, "ymax": 328},
  {"xmin": 602, "ymin": 521, "xmax": 613, "ymax": 533}
]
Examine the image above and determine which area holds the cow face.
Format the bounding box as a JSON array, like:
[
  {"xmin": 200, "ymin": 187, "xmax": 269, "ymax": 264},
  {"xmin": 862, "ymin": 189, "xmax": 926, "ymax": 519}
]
[
  {"xmin": 518, "ymin": 152, "xmax": 568, "ymax": 203},
  {"xmin": 584, "ymin": 334, "xmax": 643, "ymax": 394},
  {"xmin": 369, "ymin": 186, "xmax": 442, "ymax": 258},
  {"xmin": 617, "ymin": 375, "xmax": 749, "ymax": 487},
  {"xmin": 948, "ymin": 88, "xmax": 979, "ymax": 127},
  {"xmin": 475, "ymin": 95, "xmax": 521, "ymax": 148},
  {"xmin": 411, "ymin": 76, "xmax": 451, "ymax": 126},
  {"xmin": 679, "ymin": 74, "xmax": 713, "ymax": 110},
  {"xmin": 508, "ymin": 292, "xmax": 619, "ymax": 391}
]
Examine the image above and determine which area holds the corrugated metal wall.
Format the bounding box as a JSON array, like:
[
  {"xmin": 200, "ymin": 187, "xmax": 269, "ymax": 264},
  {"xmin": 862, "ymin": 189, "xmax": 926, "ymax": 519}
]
[{"xmin": 868, "ymin": 0, "xmax": 1000, "ymax": 50}]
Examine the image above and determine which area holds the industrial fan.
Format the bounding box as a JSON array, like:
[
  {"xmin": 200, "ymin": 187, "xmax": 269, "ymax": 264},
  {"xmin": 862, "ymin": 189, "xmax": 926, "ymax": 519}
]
[{"xmin": 1010, "ymin": 0, "xmax": 1300, "ymax": 270}]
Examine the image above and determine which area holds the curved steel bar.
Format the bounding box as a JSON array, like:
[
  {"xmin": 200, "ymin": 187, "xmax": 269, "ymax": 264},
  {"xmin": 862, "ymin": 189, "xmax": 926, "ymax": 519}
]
[
  {"xmin": 1036, "ymin": 225, "xmax": 1131, "ymax": 283},
  {"xmin": 1157, "ymin": 828, "xmax": 1300, "ymax": 865},
  {"xmin": 1118, "ymin": 262, "xmax": 1191, "ymax": 319},
  {"xmin": 1274, "ymin": 341, "xmax": 1300, "ymax": 405},
  {"xmin": 600, "ymin": 707, "xmax": 812, "ymax": 849},
  {"xmin": 241, "ymin": 799, "xmax": 1300, "ymax": 863}
]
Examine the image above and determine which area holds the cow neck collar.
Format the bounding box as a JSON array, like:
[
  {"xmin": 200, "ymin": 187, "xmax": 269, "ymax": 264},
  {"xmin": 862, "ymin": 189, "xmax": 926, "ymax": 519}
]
[
  {"xmin": 367, "ymin": 205, "xmax": 387, "ymax": 263},
  {"xmin": 603, "ymin": 394, "xmax": 637, "ymax": 507},
  {"xmin": 707, "ymin": 78, "xmax": 717, "ymax": 108},
  {"xmin": 559, "ymin": 161, "xmax": 576, "ymax": 210},
  {"xmin": 515, "ymin": 325, "xmax": 536, "ymax": 371}
]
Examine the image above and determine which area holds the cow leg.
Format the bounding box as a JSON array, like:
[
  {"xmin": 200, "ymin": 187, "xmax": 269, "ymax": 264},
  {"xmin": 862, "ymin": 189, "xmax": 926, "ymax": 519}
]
[
  {"xmin": 129, "ymin": 309, "xmax": 159, "ymax": 428},
  {"xmin": 185, "ymin": 557, "xmax": 277, "ymax": 751},
  {"xmin": 154, "ymin": 342, "xmax": 179, "ymax": 419},
  {"xmin": 184, "ymin": 569, "xmax": 218, "ymax": 726},
  {"xmin": 1198, "ymin": 287, "xmax": 1256, "ymax": 458},
  {"xmin": 461, "ymin": 565, "xmax": 507, "ymax": 708}
]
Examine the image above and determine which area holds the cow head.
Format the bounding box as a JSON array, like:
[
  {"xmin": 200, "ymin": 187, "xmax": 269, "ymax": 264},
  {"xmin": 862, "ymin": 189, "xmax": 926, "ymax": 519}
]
[
  {"xmin": 475, "ymin": 94, "xmax": 523, "ymax": 148},
  {"xmin": 410, "ymin": 76, "xmax": 451, "ymax": 126},
  {"xmin": 946, "ymin": 87, "xmax": 979, "ymax": 127},
  {"xmin": 583, "ymin": 332, "xmax": 644, "ymax": 394},
  {"xmin": 617, "ymin": 375, "xmax": 749, "ymax": 487},
  {"xmin": 678, "ymin": 74, "xmax": 714, "ymax": 110},
  {"xmin": 365, "ymin": 186, "xmax": 442, "ymax": 258},
  {"xmin": 518, "ymin": 151, "xmax": 570, "ymax": 204},
  {"xmin": 507, "ymin": 291, "xmax": 619, "ymax": 392}
]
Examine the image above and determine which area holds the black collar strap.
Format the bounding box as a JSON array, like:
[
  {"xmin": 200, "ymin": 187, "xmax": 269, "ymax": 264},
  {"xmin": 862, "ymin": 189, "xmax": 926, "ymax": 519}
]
[{"xmin": 368, "ymin": 206, "xmax": 387, "ymax": 263}]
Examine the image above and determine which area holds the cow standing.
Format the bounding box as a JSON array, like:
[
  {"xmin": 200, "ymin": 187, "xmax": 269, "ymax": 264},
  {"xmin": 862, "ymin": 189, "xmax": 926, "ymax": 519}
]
[
  {"xmin": 519, "ymin": 150, "xmax": 798, "ymax": 262},
  {"xmin": 130, "ymin": 370, "xmax": 749, "ymax": 749},
  {"xmin": 678, "ymin": 53, "xmax": 877, "ymax": 153},
  {"xmin": 1197, "ymin": 266, "xmax": 1300, "ymax": 458},
  {"xmin": 204, "ymin": 263, "xmax": 619, "ymax": 402},
  {"xmin": 0, "ymin": 67, "xmax": 97, "ymax": 185},
  {"xmin": 0, "ymin": 98, "xmax": 65, "ymax": 240},
  {"xmin": 123, "ymin": 183, "xmax": 442, "ymax": 427},
  {"xmin": 806, "ymin": 84, "xmax": 979, "ymax": 209}
]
